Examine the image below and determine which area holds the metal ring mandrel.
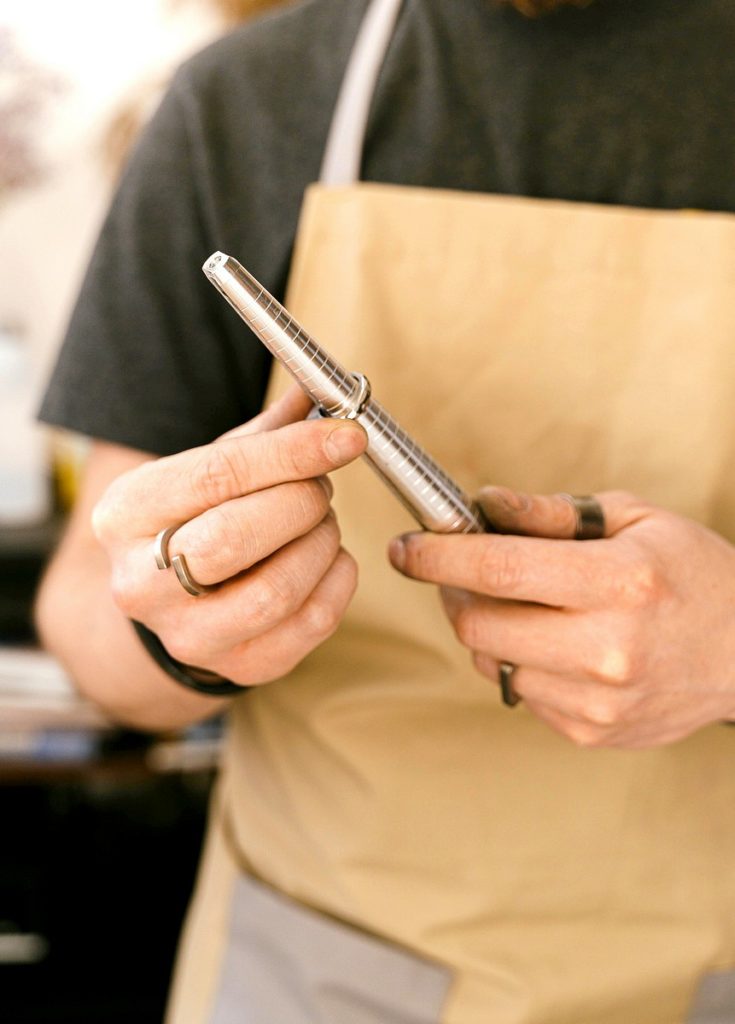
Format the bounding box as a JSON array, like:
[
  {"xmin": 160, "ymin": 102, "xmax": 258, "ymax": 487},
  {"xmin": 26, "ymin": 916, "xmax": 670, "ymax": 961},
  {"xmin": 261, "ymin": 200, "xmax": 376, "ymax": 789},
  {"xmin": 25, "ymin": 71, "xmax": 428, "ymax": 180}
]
[{"xmin": 203, "ymin": 253, "xmax": 487, "ymax": 536}]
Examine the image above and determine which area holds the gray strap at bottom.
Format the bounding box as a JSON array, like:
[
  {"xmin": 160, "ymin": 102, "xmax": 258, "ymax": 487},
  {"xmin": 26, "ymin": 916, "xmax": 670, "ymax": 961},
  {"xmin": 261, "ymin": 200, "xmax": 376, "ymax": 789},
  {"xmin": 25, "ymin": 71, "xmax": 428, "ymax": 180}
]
[
  {"xmin": 209, "ymin": 872, "xmax": 451, "ymax": 1024},
  {"xmin": 686, "ymin": 970, "xmax": 735, "ymax": 1024}
]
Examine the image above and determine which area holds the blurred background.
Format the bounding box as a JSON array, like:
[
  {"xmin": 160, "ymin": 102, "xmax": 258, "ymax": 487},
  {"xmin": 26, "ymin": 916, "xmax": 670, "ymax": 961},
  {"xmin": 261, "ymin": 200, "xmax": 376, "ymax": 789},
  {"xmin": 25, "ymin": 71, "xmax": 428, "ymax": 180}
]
[{"xmin": 0, "ymin": 2, "xmax": 283, "ymax": 1020}]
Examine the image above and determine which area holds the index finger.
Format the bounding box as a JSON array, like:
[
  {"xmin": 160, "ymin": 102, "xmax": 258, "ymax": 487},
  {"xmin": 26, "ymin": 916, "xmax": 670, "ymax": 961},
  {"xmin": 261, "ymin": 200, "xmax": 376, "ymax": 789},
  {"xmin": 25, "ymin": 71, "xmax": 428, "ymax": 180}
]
[
  {"xmin": 217, "ymin": 385, "xmax": 313, "ymax": 440},
  {"xmin": 95, "ymin": 417, "xmax": 366, "ymax": 538},
  {"xmin": 388, "ymin": 531, "xmax": 620, "ymax": 609},
  {"xmin": 478, "ymin": 487, "xmax": 650, "ymax": 540}
]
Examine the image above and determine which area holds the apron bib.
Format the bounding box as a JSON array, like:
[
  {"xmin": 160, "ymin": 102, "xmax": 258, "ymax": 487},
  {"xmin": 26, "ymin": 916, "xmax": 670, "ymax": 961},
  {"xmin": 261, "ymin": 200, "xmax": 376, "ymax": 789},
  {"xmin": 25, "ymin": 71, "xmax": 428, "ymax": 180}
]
[{"xmin": 167, "ymin": 2, "xmax": 735, "ymax": 1022}]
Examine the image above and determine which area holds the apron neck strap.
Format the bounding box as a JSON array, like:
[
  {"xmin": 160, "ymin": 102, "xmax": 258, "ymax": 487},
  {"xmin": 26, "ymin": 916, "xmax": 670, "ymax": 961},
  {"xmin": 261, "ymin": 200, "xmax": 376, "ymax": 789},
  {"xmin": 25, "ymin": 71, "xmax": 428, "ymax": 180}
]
[{"xmin": 319, "ymin": 0, "xmax": 404, "ymax": 187}]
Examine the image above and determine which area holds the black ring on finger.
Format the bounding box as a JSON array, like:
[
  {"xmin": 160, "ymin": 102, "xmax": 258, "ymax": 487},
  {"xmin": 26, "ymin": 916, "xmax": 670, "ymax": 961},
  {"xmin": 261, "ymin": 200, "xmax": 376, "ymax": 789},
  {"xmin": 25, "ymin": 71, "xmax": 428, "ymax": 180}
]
[
  {"xmin": 499, "ymin": 661, "xmax": 522, "ymax": 708},
  {"xmin": 560, "ymin": 494, "xmax": 606, "ymax": 540}
]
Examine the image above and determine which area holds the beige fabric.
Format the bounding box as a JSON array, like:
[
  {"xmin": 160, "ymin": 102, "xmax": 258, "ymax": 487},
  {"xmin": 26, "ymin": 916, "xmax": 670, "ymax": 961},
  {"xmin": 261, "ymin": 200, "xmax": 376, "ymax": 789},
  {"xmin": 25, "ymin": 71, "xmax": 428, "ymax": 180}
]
[
  {"xmin": 170, "ymin": 182, "xmax": 735, "ymax": 1024},
  {"xmin": 165, "ymin": 776, "xmax": 239, "ymax": 1024}
]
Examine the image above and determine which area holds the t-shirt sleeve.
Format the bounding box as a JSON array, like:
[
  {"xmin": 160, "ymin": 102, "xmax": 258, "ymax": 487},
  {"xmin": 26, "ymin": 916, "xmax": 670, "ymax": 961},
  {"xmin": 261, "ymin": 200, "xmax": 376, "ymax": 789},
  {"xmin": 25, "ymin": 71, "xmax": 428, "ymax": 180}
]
[{"xmin": 38, "ymin": 71, "xmax": 274, "ymax": 457}]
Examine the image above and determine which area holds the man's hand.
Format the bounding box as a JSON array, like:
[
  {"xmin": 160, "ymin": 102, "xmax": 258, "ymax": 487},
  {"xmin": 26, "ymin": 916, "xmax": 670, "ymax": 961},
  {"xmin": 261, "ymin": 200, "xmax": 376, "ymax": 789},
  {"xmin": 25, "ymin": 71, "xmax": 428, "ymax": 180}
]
[
  {"xmin": 92, "ymin": 388, "xmax": 367, "ymax": 688},
  {"xmin": 388, "ymin": 487, "xmax": 735, "ymax": 749}
]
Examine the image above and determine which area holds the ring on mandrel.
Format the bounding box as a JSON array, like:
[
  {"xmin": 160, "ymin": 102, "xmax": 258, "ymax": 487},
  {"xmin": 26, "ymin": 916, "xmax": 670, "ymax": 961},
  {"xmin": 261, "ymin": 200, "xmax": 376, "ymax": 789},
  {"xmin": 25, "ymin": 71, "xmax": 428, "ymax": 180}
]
[
  {"xmin": 154, "ymin": 524, "xmax": 212, "ymax": 597},
  {"xmin": 560, "ymin": 494, "xmax": 606, "ymax": 540}
]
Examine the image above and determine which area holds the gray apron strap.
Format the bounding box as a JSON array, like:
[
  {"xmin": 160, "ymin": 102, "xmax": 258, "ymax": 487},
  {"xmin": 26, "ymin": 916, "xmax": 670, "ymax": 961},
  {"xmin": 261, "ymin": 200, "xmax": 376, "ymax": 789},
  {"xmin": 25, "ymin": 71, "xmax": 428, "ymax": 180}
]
[
  {"xmin": 319, "ymin": 0, "xmax": 404, "ymax": 186},
  {"xmin": 209, "ymin": 873, "xmax": 450, "ymax": 1024},
  {"xmin": 685, "ymin": 970, "xmax": 735, "ymax": 1024}
]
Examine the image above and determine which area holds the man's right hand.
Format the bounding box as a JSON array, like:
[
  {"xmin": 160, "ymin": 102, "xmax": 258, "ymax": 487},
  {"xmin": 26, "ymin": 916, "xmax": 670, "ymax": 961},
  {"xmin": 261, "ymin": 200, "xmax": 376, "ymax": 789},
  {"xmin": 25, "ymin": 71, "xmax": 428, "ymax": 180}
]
[{"xmin": 91, "ymin": 388, "xmax": 367, "ymax": 688}]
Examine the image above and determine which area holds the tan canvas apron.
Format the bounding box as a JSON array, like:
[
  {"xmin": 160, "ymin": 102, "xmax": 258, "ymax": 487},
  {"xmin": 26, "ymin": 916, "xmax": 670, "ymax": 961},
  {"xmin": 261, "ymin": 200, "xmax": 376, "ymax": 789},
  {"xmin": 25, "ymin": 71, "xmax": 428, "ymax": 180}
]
[{"xmin": 166, "ymin": 2, "xmax": 735, "ymax": 1022}]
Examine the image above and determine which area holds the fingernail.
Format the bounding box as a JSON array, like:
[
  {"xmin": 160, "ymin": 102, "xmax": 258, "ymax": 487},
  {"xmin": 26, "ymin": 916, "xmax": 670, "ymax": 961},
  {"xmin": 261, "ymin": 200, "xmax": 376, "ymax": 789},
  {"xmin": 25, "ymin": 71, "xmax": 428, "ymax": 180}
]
[
  {"xmin": 388, "ymin": 537, "xmax": 406, "ymax": 571},
  {"xmin": 326, "ymin": 424, "xmax": 365, "ymax": 462},
  {"xmin": 317, "ymin": 475, "xmax": 334, "ymax": 499}
]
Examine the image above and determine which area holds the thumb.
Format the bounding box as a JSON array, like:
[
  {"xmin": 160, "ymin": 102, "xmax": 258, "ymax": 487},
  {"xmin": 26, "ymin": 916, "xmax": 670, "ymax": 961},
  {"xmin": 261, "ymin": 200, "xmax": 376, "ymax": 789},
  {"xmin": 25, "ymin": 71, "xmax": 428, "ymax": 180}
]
[
  {"xmin": 478, "ymin": 486, "xmax": 651, "ymax": 540},
  {"xmin": 216, "ymin": 385, "xmax": 313, "ymax": 441}
]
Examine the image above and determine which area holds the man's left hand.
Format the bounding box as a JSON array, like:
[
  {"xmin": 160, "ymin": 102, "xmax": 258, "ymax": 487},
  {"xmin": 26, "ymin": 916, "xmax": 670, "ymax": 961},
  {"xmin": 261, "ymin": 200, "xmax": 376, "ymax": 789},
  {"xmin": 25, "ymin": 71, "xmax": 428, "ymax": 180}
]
[{"xmin": 388, "ymin": 489, "xmax": 735, "ymax": 749}]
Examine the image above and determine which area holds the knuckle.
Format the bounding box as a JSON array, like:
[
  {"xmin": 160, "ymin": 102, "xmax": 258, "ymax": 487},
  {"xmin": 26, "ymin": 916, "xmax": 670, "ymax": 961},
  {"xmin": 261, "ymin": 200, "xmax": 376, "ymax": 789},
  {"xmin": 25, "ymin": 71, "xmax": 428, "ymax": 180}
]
[
  {"xmin": 183, "ymin": 514, "xmax": 221, "ymax": 566},
  {"xmin": 109, "ymin": 565, "xmax": 141, "ymax": 616},
  {"xmin": 164, "ymin": 632, "xmax": 204, "ymax": 667},
  {"xmin": 291, "ymin": 479, "xmax": 331, "ymax": 528},
  {"xmin": 616, "ymin": 560, "xmax": 662, "ymax": 609},
  {"xmin": 584, "ymin": 619, "xmax": 644, "ymax": 687},
  {"xmin": 580, "ymin": 692, "xmax": 622, "ymax": 728},
  {"xmin": 477, "ymin": 544, "xmax": 522, "ymax": 594},
  {"xmin": 187, "ymin": 507, "xmax": 253, "ymax": 572},
  {"xmin": 91, "ymin": 497, "xmax": 113, "ymax": 544},
  {"xmin": 273, "ymin": 427, "xmax": 321, "ymax": 479},
  {"xmin": 91, "ymin": 479, "xmax": 128, "ymax": 544},
  {"xmin": 246, "ymin": 573, "xmax": 293, "ymax": 633},
  {"xmin": 192, "ymin": 443, "xmax": 245, "ymax": 507},
  {"xmin": 271, "ymin": 481, "xmax": 330, "ymax": 543},
  {"xmin": 587, "ymin": 645, "xmax": 637, "ymax": 687},
  {"xmin": 303, "ymin": 595, "xmax": 342, "ymax": 640},
  {"xmin": 565, "ymin": 721, "xmax": 607, "ymax": 749}
]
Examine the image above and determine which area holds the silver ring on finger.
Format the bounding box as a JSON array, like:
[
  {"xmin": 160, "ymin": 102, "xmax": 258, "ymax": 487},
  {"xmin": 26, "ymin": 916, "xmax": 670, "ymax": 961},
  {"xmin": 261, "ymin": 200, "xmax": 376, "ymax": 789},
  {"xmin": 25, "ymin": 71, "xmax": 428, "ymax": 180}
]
[
  {"xmin": 499, "ymin": 661, "xmax": 521, "ymax": 708},
  {"xmin": 154, "ymin": 525, "xmax": 179, "ymax": 570},
  {"xmin": 153, "ymin": 524, "xmax": 213, "ymax": 597},
  {"xmin": 560, "ymin": 494, "xmax": 606, "ymax": 540}
]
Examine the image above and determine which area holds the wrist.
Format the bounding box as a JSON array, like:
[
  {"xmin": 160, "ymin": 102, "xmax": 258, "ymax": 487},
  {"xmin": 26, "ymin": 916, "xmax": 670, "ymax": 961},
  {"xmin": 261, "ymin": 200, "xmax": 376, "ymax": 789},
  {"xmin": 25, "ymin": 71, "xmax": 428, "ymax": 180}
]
[{"xmin": 130, "ymin": 620, "xmax": 244, "ymax": 697}]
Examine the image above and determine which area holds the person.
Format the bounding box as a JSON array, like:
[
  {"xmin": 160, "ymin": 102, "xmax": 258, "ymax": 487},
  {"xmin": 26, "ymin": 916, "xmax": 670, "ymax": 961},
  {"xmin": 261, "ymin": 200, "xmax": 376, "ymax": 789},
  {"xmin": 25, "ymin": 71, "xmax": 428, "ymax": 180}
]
[{"xmin": 35, "ymin": 0, "xmax": 735, "ymax": 1021}]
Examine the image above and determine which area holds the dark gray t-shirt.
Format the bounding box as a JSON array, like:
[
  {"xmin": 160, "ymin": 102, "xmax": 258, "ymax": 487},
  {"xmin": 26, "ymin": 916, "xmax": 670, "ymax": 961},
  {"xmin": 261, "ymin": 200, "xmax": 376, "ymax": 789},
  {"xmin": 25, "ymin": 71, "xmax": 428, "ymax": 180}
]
[{"xmin": 40, "ymin": 0, "xmax": 735, "ymax": 456}]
